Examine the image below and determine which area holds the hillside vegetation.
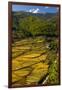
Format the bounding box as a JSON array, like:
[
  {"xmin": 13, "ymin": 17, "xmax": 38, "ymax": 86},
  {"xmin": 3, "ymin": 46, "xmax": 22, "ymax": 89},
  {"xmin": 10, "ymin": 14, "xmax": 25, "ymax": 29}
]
[{"xmin": 12, "ymin": 11, "xmax": 60, "ymax": 87}]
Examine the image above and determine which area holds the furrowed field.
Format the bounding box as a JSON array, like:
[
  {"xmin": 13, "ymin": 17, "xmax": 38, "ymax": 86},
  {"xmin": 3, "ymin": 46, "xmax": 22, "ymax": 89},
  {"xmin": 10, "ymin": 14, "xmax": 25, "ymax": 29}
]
[{"xmin": 12, "ymin": 37, "xmax": 59, "ymax": 87}]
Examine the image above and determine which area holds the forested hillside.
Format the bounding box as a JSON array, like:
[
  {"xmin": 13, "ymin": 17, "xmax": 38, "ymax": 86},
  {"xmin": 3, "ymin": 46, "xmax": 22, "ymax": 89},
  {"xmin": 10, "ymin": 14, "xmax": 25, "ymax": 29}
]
[{"xmin": 12, "ymin": 11, "xmax": 58, "ymax": 42}]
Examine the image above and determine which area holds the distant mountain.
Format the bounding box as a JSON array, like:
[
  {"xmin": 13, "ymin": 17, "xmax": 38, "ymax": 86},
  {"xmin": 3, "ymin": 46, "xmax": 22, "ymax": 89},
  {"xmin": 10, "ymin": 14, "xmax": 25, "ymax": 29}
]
[{"xmin": 12, "ymin": 11, "xmax": 57, "ymax": 20}]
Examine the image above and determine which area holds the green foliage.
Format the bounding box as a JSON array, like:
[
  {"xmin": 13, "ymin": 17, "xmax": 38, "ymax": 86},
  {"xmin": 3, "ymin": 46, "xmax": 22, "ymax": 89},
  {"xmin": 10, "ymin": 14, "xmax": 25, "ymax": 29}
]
[
  {"xmin": 19, "ymin": 16, "xmax": 57, "ymax": 37},
  {"xmin": 47, "ymin": 51, "xmax": 59, "ymax": 84},
  {"xmin": 12, "ymin": 12, "xmax": 58, "ymax": 42},
  {"xmin": 49, "ymin": 40, "xmax": 58, "ymax": 51}
]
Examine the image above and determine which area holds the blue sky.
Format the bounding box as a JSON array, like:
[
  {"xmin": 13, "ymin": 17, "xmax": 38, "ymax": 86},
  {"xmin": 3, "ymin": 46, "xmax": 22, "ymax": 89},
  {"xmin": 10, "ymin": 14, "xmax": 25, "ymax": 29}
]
[{"xmin": 12, "ymin": 4, "xmax": 59, "ymax": 13}]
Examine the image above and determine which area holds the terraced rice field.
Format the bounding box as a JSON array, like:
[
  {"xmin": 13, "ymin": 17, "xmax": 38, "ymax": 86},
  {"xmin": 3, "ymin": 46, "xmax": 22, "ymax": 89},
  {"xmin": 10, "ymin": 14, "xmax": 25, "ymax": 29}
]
[{"xmin": 12, "ymin": 37, "xmax": 50, "ymax": 87}]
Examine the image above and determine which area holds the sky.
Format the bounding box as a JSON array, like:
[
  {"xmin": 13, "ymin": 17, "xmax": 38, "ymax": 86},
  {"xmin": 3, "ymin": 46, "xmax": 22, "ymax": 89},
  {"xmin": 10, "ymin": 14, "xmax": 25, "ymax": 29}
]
[{"xmin": 12, "ymin": 4, "xmax": 59, "ymax": 13}]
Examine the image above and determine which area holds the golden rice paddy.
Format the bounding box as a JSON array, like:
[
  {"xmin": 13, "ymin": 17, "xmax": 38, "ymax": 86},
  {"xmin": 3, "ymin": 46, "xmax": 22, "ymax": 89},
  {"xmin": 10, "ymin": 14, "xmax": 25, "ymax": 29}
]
[{"xmin": 12, "ymin": 37, "xmax": 49, "ymax": 86}]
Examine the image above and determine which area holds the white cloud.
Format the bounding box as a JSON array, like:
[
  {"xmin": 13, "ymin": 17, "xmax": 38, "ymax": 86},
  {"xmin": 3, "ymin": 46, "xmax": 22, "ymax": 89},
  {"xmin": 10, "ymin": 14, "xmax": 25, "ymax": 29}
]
[
  {"xmin": 45, "ymin": 6, "xmax": 49, "ymax": 9},
  {"xmin": 33, "ymin": 8, "xmax": 39, "ymax": 13},
  {"xmin": 28, "ymin": 8, "xmax": 39, "ymax": 13},
  {"xmin": 29, "ymin": 9, "xmax": 35, "ymax": 12}
]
